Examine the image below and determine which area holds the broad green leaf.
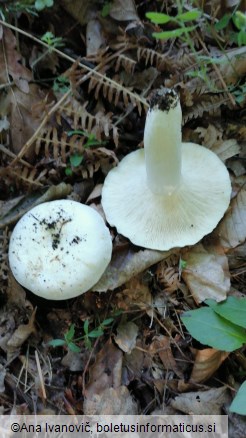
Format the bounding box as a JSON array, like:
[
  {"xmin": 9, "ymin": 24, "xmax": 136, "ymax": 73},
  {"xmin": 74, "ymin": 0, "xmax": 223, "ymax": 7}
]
[
  {"xmin": 214, "ymin": 14, "xmax": 231, "ymax": 31},
  {"xmin": 47, "ymin": 339, "xmax": 66, "ymax": 348},
  {"xmin": 177, "ymin": 10, "xmax": 201, "ymax": 22},
  {"xmin": 181, "ymin": 307, "xmax": 246, "ymax": 352},
  {"xmin": 146, "ymin": 12, "xmax": 171, "ymax": 24},
  {"xmin": 230, "ymin": 381, "xmax": 246, "ymax": 415},
  {"xmin": 232, "ymin": 11, "xmax": 246, "ymax": 31},
  {"xmin": 69, "ymin": 154, "xmax": 83, "ymax": 167},
  {"xmin": 205, "ymin": 297, "xmax": 246, "ymax": 329},
  {"xmin": 153, "ymin": 25, "xmax": 196, "ymax": 39}
]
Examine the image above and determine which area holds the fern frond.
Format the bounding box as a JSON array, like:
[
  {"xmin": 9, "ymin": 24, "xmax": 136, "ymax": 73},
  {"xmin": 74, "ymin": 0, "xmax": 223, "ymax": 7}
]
[
  {"xmin": 7, "ymin": 165, "xmax": 47, "ymax": 187},
  {"xmin": 183, "ymin": 93, "xmax": 230, "ymax": 123},
  {"xmin": 86, "ymin": 69, "xmax": 147, "ymax": 114},
  {"xmin": 115, "ymin": 53, "xmax": 136, "ymax": 74},
  {"xmin": 61, "ymin": 99, "xmax": 119, "ymax": 146}
]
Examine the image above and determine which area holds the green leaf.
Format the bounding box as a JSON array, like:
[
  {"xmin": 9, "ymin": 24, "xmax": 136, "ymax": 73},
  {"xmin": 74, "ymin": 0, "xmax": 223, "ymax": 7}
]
[
  {"xmin": 230, "ymin": 381, "xmax": 246, "ymax": 415},
  {"xmin": 205, "ymin": 297, "xmax": 246, "ymax": 329},
  {"xmin": 181, "ymin": 307, "xmax": 246, "ymax": 352},
  {"xmin": 69, "ymin": 154, "xmax": 83, "ymax": 167},
  {"xmin": 83, "ymin": 319, "xmax": 89, "ymax": 335},
  {"xmin": 65, "ymin": 167, "xmax": 72, "ymax": 176},
  {"xmin": 47, "ymin": 339, "xmax": 66, "ymax": 348},
  {"xmin": 177, "ymin": 9, "xmax": 201, "ymax": 22},
  {"xmin": 232, "ymin": 11, "xmax": 246, "ymax": 31},
  {"xmin": 84, "ymin": 337, "xmax": 92, "ymax": 349},
  {"xmin": 101, "ymin": 318, "xmax": 114, "ymax": 326},
  {"xmin": 67, "ymin": 342, "xmax": 81, "ymax": 353},
  {"xmin": 65, "ymin": 324, "xmax": 75, "ymax": 343},
  {"xmin": 146, "ymin": 12, "xmax": 171, "ymax": 24},
  {"xmin": 88, "ymin": 328, "xmax": 104, "ymax": 338},
  {"xmin": 101, "ymin": 2, "xmax": 112, "ymax": 18},
  {"xmin": 153, "ymin": 25, "xmax": 196, "ymax": 39},
  {"xmin": 215, "ymin": 13, "xmax": 231, "ymax": 31}
]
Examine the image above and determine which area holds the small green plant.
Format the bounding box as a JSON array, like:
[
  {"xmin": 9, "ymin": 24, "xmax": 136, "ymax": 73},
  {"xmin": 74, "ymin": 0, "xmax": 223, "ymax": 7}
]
[
  {"xmin": 65, "ymin": 130, "xmax": 107, "ymax": 176},
  {"xmin": 215, "ymin": 10, "xmax": 246, "ymax": 47},
  {"xmin": 41, "ymin": 31, "xmax": 64, "ymax": 48},
  {"xmin": 146, "ymin": 8, "xmax": 201, "ymax": 40},
  {"xmin": 181, "ymin": 296, "xmax": 246, "ymax": 415},
  {"xmin": 53, "ymin": 75, "xmax": 70, "ymax": 94},
  {"xmin": 48, "ymin": 316, "xmax": 118, "ymax": 352}
]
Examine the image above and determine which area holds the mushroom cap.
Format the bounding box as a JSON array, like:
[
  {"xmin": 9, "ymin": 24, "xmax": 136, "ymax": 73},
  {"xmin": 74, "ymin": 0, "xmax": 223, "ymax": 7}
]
[
  {"xmin": 9, "ymin": 200, "xmax": 112, "ymax": 300},
  {"xmin": 102, "ymin": 143, "xmax": 231, "ymax": 250}
]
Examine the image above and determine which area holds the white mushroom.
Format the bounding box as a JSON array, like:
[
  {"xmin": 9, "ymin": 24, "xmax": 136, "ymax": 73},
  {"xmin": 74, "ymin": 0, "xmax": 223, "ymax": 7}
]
[
  {"xmin": 8, "ymin": 200, "xmax": 112, "ymax": 300},
  {"xmin": 102, "ymin": 88, "xmax": 231, "ymax": 250}
]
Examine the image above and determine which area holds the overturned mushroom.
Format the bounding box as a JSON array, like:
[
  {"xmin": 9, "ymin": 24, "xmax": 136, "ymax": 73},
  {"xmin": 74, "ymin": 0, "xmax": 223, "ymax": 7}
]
[
  {"xmin": 102, "ymin": 88, "xmax": 231, "ymax": 250},
  {"xmin": 8, "ymin": 200, "xmax": 112, "ymax": 300}
]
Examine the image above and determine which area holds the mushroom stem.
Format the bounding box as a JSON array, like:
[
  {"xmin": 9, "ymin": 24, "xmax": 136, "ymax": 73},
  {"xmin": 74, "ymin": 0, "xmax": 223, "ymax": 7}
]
[{"xmin": 144, "ymin": 88, "xmax": 182, "ymax": 195}]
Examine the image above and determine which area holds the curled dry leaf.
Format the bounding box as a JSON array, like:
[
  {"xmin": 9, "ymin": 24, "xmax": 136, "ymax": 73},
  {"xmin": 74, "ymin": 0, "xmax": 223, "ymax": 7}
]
[
  {"xmin": 6, "ymin": 308, "xmax": 36, "ymax": 361},
  {"xmin": 115, "ymin": 321, "xmax": 138, "ymax": 353},
  {"xmin": 179, "ymin": 348, "xmax": 229, "ymax": 392},
  {"xmin": 93, "ymin": 247, "xmax": 173, "ymax": 292},
  {"xmin": 182, "ymin": 244, "xmax": 230, "ymax": 303},
  {"xmin": 216, "ymin": 187, "xmax": 246, "ymax": 249}
]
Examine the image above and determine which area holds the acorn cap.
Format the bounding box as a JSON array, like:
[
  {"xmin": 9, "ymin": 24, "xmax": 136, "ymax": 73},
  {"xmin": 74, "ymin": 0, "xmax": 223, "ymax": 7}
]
[{"xmin": 8, "ymin": 200, "xmax": 112, "ymax": 300}]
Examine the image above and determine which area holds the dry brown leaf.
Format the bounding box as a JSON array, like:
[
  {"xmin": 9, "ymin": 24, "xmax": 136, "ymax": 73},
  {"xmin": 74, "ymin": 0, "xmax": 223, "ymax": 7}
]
[
  {"xmin": 182, "ymin": 244, "xmax": 230, "ymax": 303},
  {"xmin": 0, "ymin": 310, "xmax": 15, "ymax": 352},
  {"xmin": 0, "ymin": 26, "xmax": 32, "ymax": 92},
  {"xmin": 115, "ymin": 322, "xmax": 138, "ymax": 353},
  {"xmin": 84, "ymin": 340, "xmax": 122, "ymax": 399},
  {"xmin": 115, "ymin": 276, "xmax": 154, "ymax": 321},
  {"xmin": 171, "ymin": 386, "xmax": 230, "ymax": 415},
  {"xmin": 211, "ymin": 139, "xmax": 241, "ymax": 162},
  {"xmin": 109, "ymin": 0, "xmax": 139, "ymax": 21},
  {"xmin": 93, "ymin": 247, "xmax": 173, "ymax": 292},
  {"xmin": 83, "ymin": 340, "xmax": 138, "ymax": 414},
  {"xmin": 216, "ymin": 188, "xmax": 246, "ymax": 248},
  {"xmin": 83, "ymin": 386, "xmax": 138, "ymax": 415},
  {"xmin": 190, "ymin": 348, "xmax": 229, "ymax": 383},
  {"xmin": 9, "ymin": 84, "xmax": 46, "ymax": 158},
  {"xmin": 86, "ymin": 19, "xmax": 106, "ymax": 56},
  {"xmin": 6, "ymin": 272, "xmax": 28, "ymax": 308},
  {"xmin": 149, "ymin": 335, "xmax": 183, "ymax": 379},
  {"xmin": 179, "ymin": 348, "xmax": 229, "ymax": 392},
  {"xmin": 7, "ymin": 308, "xmax": 36, "ymax": 351}
]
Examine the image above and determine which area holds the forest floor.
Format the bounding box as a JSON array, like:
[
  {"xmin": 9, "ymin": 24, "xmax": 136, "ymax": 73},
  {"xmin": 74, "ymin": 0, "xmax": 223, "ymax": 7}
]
[{"xmin": 0, "ymin": 1, "xmax": 246, "ymax": 436}]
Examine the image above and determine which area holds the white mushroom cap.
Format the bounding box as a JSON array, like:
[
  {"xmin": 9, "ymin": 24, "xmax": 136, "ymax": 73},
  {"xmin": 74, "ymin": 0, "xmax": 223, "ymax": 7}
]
[
  {"xmin": 8, "ymin": 200, "xmax": 112, "ymax": 300},
  {"xmin": 102, "ymin": 89, "xmax": 231, "ymax": 250}
]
